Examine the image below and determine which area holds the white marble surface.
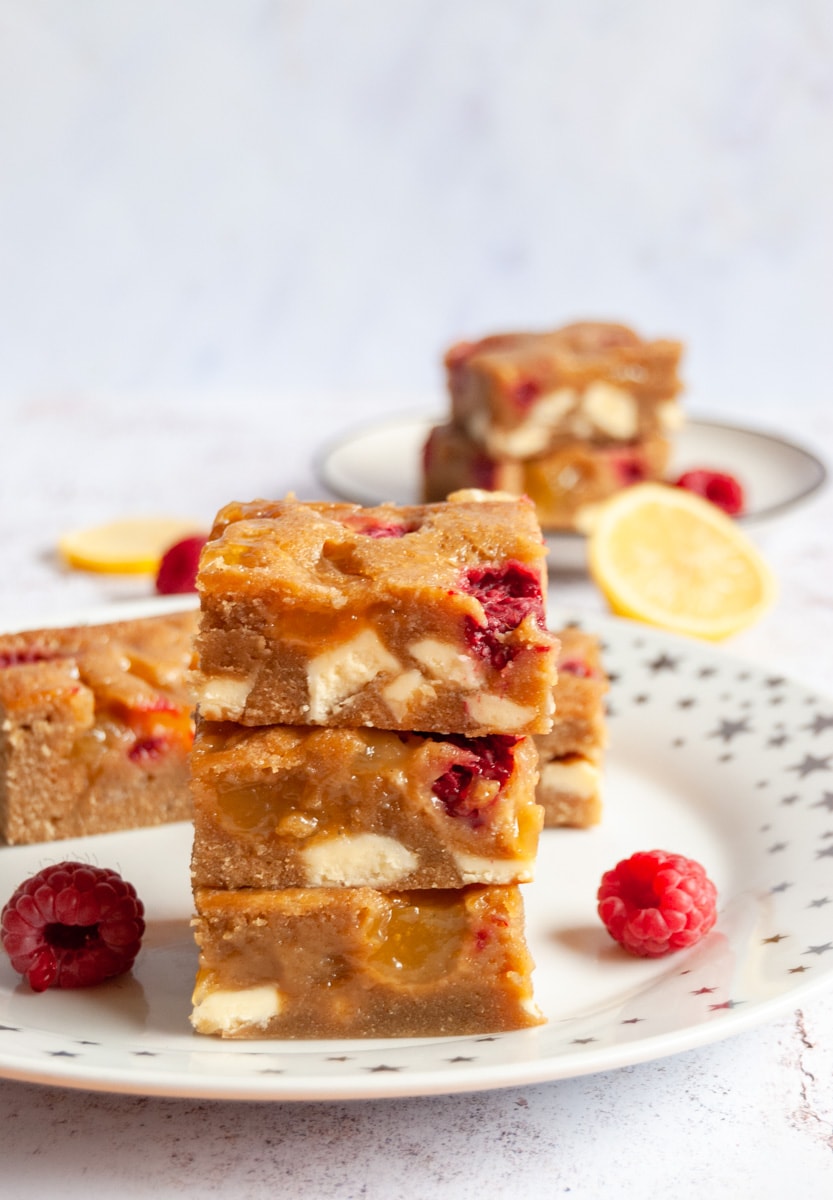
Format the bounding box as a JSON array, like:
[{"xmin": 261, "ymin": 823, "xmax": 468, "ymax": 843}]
[{"xmin": 1, "ymin": 1, "xmax": 833, "ymax": 1193}]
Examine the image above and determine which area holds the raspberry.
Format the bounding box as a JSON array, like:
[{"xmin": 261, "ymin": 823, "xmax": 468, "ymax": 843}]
[
  {"xmin": 558, "ymin": 658, "xmax": 595, "ymax": 678},
  {"xmin": 155, "ymin": 534, "xmax": 207, "ymax": 594},
  {"xmin": 597, "ymin": 850, "xmax": 717, "ymax": 958},
  {"xmin": 608, "ymin": 450, "xmax": 647, "ymax": 486},
  {"xmin": 510, "ymin": 378, "xmax": 541, "ymax": 410},
  {"xmin": 462, "ymin": 561, "xmax": 546, "ymax": 669},
  {"xmin": 675, "ymin": 469, "xmax": 745, "ymax": 516},
  {"xmin": 341, "ymin": 515, "xmax": 417, "ymax": 538},
  {"xmin": 430, "ymin": 734, "xmax": 519, "ymax": 824},
  {"xmin": 1, "ymin": 862, "xmax": 146, "ymax": 991},
  {"xmin": 0, "ymin": 647, "xmax": 61, "ymax": 669}
]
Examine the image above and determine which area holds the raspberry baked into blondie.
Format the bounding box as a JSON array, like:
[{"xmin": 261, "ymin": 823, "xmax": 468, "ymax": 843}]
[
  {"xmin": 192, "ymin": 491, "xmax": 558, "ymax": 735},
  {"xmin": 0, "ymin": 610, "xmax": 197, "ymax": 844}
]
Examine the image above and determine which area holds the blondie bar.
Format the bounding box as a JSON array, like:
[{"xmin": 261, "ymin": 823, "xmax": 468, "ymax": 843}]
[
  {"xmin": 191, "ymin": 883, "xmax": 543, "ymax": 1038},
  {"xmin": 192, "ymin": 493, "xmax": 557, "ymax": 735},
  {"xmin": 445, "ymin": 321, "xmax": 683, "ymax": 459},
  {"xmin": 422, "ymin": 421, "xmax": 671, "ymax": 531},
  {"xmin": 190, "ymin": 722, "xmax": 542, "ymax": 890},
  {"xmin": 535, "ymin": 627, "xmax": 608, "ymax": 827},
  {"xmin": 0, "ymin": 610, "xmax": 197, "ymax": 844}
]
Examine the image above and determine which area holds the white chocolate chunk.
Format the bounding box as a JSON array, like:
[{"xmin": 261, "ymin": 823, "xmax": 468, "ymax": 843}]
[
  {"xmin": 382, "ymin": 669, "xmax": 436, "ymax": 721},
  {"xmin": 521, "ymin": 995, "xmax": 545, "ymax": 1020},
  {"xmin": 475, "ymin": 388, "xmax": 578, "ymax": 458},
  {"xmin": 409, "ymin": 638, "xmax": 482, "ymax": 689},
  {"xmin": 306, "ymin": 629, "xmax": 400, "ymax": 722},
  {"xmin": 580, "ymin": 383, "xmax": 637, "ymax": 439},
  {"xmin": 448, "ymin": 488, "xmax": 517, "ymax": 505},
  {"xmin": 452, "ymin": 850, "xmax": 533, "ymax": 885},
  {"xmin": 195, "ymin": 673, "xmax": 253, "ymax": 720},
  {"xmin": 657, "ymin": 399, "xmax": 684, "ymax": 431},
  {"xmin": 191, "ymin": 984, "xmax": 283, "ymax": 1034},
  {"xmin": 466, "ymin": 693, "xmax": 536, "ymax": 731},
  {"xmin": 301, "ymin": 833, "xmax": 419, "ymax": 887},
  {"xmin": 539, "ymin": 757, "xmax": 601, "ymax": 799}
]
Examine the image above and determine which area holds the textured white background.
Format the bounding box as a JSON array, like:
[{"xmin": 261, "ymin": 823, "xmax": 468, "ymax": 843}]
[
  {"xmin": 0, "ymin": 0, "xmax": 831, "ymax": 407},
  {"xmin": 1, "ymin": 3, "xmax": 833, "ymax": 1196}
]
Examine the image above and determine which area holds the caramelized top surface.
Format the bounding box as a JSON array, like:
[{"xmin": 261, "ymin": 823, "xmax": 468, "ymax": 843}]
[
  {"xmin": 199, "ymin": 492, "xmax": 549, "ymax": 605},
  {"xmin": 0, "ymin": 610, "xmax": 197, "ymax": 717}
]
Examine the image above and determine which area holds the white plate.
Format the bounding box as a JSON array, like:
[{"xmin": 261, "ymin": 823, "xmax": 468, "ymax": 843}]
[
  {"xmin": 2, "ymin": 603, "xmax": 833, "ymax": 1101},
  {"xmin": 315, "ymin": 414, "xmax": 828, "ymax": 570}
]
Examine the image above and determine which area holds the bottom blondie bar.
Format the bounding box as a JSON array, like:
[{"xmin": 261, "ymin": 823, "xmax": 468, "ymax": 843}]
[
  {"xmin": 423, "ymin": 422, "xmax": 671, "ymax": 531},
  {"xmin": 191, "ymin": 884, "xmax": 543, "ymax": 1038}
]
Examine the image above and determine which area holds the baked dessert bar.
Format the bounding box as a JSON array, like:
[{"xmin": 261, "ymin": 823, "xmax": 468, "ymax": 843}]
[
  {"xmin": 190, "ymin": 722, "xmax": 542, "ymax": 890},
  {"xmin": 445, "ymin": 321, "xmax": 683, "ymax": 459},
  {"xmin": 192, "ymin": 493, "xmax": 558, "ymax": 735},
  {"xmin": 0, "ymin": 610, "xmax": 197, "ymax": 844},
  {"xmin": 191, "ymin": 883, "xmax": 543, "ymax": 1038},
  {"xmin": 535, "ymin": 627, "xmax": 608, "ymax": 828},
  {"xmin": 423, "ymin": 421, "xmax": 671, "ymax": 531}
]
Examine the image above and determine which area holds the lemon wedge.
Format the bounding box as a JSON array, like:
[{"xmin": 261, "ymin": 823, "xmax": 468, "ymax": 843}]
[
  {"xmin": 586, "ymin": 483, "xmax": 776, "ymax": 640},
  {"xmin": 59, "ymin": 517, "xmax": 203, "ymax": 575}
]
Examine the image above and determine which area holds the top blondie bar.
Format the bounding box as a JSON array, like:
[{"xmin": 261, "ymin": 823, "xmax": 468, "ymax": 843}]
[
  {"xmin": 192, "ymin": 491, "xmax": 557, "ymax": 736},
  {"xmin": 445, "ymin": 320, "xmax": 684, "ymax": 459}
]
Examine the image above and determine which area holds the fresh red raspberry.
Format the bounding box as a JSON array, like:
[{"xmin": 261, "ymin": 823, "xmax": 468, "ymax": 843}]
[
  {"xmin": 1, "ymin": 862, "xmax": 146, "ymax": 991},
  {"xmin": 675, "ymin": 469, "xmax": 745, "ymax": 516},
  {"xmin": 597, "ymin": 850, "xmax": 717, "ymax": 957},
  {"xmin": 155, "ymin": 534, "xmax": 207, "ymax": 594}
]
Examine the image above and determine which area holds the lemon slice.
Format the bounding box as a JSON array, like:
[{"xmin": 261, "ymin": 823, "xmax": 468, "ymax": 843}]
[
  {"xmin": 586, "ymin": 483, "xmax": 776, "ymax": 640},
  {"xmin": 59, "ymin": 517, "xmax": 203, "ymax": 575}
]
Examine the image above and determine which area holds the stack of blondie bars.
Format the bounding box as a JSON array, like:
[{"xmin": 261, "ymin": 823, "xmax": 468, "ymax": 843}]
[
  {"xmin": 423, "ymin": 321, "xmax": 684, "ymax": 530},
  {"xmin": 188, "ymin": 491, "xmax": 559, "ymax": 1038}
]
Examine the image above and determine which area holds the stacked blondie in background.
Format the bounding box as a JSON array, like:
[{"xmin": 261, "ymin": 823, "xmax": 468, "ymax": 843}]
[
  {"xmin": 423, "ymin": 320, "xmax": 684, "ymax": 531},
  {"xmin": 188, "ymin": 491, "xmax": 559, "ymax": 1038}
]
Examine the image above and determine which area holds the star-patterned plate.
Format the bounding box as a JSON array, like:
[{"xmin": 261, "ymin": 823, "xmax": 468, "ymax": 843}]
[
  {"xmin": 1, "ymin": 600, "xmax": 833, "ymax": 1100},
  {"xmin": 316, "ymin": 413, "xmax": 827, "ymax": 570}
]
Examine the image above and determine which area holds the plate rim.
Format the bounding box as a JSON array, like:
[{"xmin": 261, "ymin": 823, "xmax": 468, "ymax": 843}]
[
  {"xmin": 314, "ymin": 411, "xmax": 828, "ymax": 531},
  {"xmin": 2, "ymin": 601, "xmax": 833, "ymax": 1101}
]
